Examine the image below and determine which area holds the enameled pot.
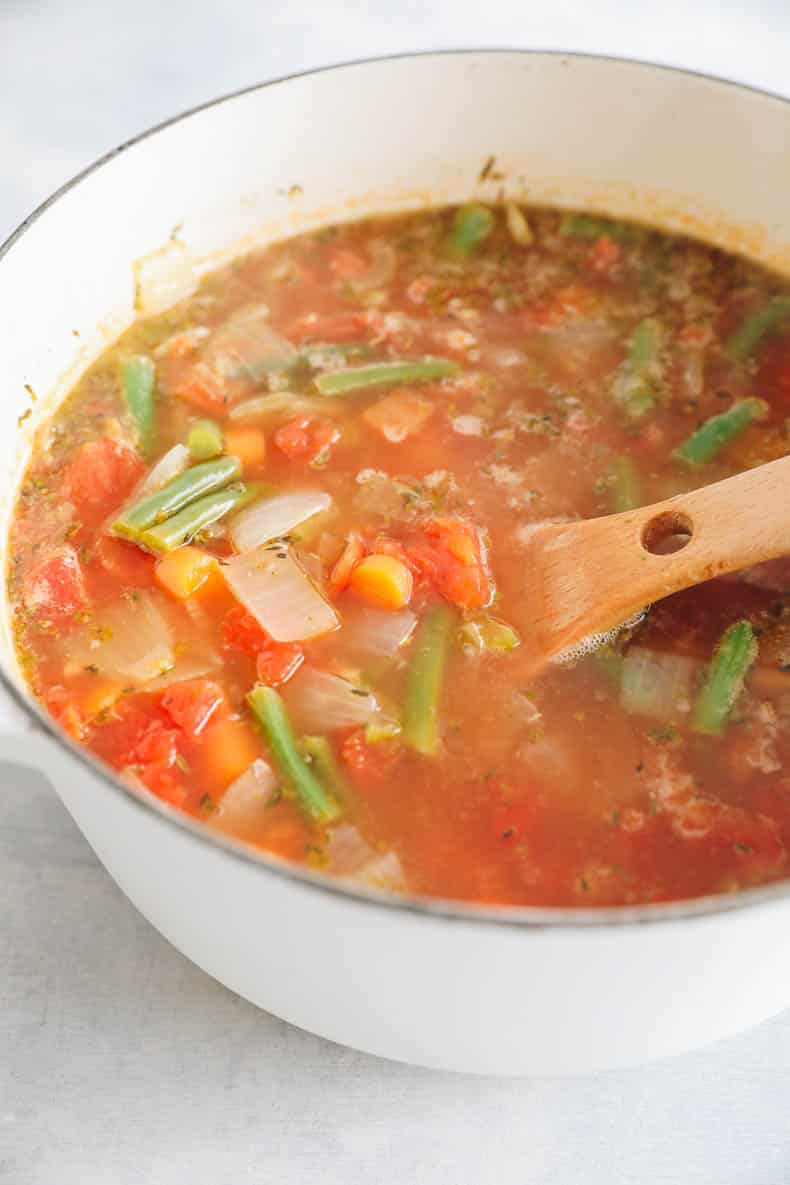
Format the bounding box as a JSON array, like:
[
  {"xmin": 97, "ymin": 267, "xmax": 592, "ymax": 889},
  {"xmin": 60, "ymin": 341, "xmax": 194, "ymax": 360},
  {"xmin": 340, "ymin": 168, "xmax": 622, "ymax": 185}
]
[{"xmin": 4, "ymin": 51, "xmax": 790, "ymax": 1075}]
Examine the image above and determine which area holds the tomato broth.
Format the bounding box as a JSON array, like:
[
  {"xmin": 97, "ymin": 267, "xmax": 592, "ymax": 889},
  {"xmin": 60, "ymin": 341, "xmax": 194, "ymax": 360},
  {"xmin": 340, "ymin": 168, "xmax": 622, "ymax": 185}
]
[{"xmin": 9, "ymin": 203, "xmax": 790, "ymax": 906}]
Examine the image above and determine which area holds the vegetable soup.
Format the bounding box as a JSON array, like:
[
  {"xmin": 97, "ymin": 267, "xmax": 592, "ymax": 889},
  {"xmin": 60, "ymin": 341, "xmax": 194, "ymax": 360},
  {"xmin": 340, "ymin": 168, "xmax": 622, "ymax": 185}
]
[{"xmin": 9, "ymin": 203, "xmax": 790, "ymax": 906}]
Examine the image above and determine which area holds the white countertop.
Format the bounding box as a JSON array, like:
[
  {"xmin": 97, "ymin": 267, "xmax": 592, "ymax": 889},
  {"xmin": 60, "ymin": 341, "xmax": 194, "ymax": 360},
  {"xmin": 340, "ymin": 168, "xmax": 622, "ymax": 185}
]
[{"xmin": 3, "ymin": 3, "xmax": 790, "ymax": 1181}]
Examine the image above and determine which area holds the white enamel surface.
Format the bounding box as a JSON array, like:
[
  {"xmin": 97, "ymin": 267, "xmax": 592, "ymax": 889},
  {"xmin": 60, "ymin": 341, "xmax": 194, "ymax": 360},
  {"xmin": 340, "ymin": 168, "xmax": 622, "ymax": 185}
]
[{"xmin": 4, "ymin": 52, "xmax": 790, "ymax": 1074}]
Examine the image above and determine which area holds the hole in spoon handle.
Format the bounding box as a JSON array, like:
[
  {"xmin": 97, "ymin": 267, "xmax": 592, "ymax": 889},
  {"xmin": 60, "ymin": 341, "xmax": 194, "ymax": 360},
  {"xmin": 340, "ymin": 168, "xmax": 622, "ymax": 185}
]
[{"xmin": 641, "ymin": 510, "xmax": 693, "ymax": 556}]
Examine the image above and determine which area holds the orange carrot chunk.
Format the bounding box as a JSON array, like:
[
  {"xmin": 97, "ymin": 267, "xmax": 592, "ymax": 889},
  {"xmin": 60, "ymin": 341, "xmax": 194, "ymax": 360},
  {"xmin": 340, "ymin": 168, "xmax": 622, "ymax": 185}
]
[{"xmin": 349, "ymin": 554, "xmax": 413, "ymax": 610}]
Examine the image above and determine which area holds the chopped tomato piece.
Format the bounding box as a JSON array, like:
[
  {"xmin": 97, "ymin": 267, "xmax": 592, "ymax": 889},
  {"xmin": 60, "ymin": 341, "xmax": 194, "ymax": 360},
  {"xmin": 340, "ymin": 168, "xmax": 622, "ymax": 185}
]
[
  {"xmin": 94, "ymin": 536, "xmax": 156, "ymax": 588},
  {"xmin": 61, "ymin": 439, "xmax": 144, "ymax": 519},
  {"xmin": 522, "ymin": 284, "xmax": 597, "ymax": 329},
  {"xmin": 286, "ymin": 311, "xmax": 369, "ymax": 344},
  {"xmin": 160, "ymin": 678, "xmax": 227, "ymax": 738},
  {"xmin": 341, "ymin": 727, "xmax": 401, "ymax": 785},
  {"xmin": 172, "ymin": 363, "xmax": 231, "ymax": 414},
  {"xmin": 273, "ymin": 415, "xmax": 340, "ymax": 464},
  {"xmin": 588, "ymin": 235, "xmax": 621, "ymax": 274},
  {"xmin": 222, "ymin": 606, "xmax": 304, "ymax": 687},
  {"xmin": 408, "ymin": 518, "xmax": 492, "ymax": 610},
  {"xmin": 24, "ymin": 545, "xmax": 88, "ymax": 626},
  {"xmin": 328, "ymin": 531, "xmax": 366, "ymax": 596}
]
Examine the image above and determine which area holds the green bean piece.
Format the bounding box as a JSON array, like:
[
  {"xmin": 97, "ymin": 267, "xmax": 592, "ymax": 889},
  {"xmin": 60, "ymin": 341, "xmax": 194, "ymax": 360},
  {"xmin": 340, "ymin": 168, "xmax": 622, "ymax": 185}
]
[
  {"xmin": 138, "ymin": 482, "xmax": 251, "ymax": 553},
  {"xmin": 315, "ymin": 358, "xmax": 460, "ymax": 396},
  {"xmin": 724, "ymin": 295, "xmax": 790, "ymax": 362},
  {"xmin": 121, "ymin": 355, "xmax": 156, "ymax": 458},
  {"xmin": 612, "ymin": 318, "xmax": 663, "ymax": 419},
  {"xmin": 558, "ymin": 213, "xmax": 634, "ymax": 242},
  {"xmin": 447, "ymin": 203, "xmax": 495, "ymax": 256},
  {"xmin": 112, "ymin": 455, "xmax": 242, "ymax": 540},
  {"xmin": 691, "ymin": 621, "xmax": 757, "ymax": 736},
  {"xmin": 301, "ymin": 735, "xmax": 351, "ymax": 800},
  {"xmin": 247, "ymin": 686, "xmax": 341, "ymax": 824},
  {"xmin": 608, "ymin": 456, "xmax": 642, "ymax": 512},
  {"xmin": 402, "ymin": 604, "xmax": 455, "ymax": 756},
  {"xmin": 186, "ymin": 419, "xmax": 224, "ymax": 461},
  {"xmin": 673, "ymin": 398, "xmax": 768, "ymax": 466}
]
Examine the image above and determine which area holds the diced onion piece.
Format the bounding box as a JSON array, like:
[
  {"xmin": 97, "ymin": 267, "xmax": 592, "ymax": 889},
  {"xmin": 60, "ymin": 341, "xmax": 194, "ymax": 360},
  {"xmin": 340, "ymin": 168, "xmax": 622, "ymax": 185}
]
[
  {"xmin": 230, "ymin": 492, "xmax": 332, "ymax": 553},
  {"xmin": 63, "ymin": 592, "xmax": 174, "ymax": 683},
  {"xmin": 326, "ymin": 824, "xmax": 405, "ymax": 891},
  {"xmin": 505, "ymin": 202, "xmax": 533, "ymax": 246},
  {"xmin": 286, "ymin": 667, "xmax": 379, "ymax": 732},
  {"xmin": 340, "ymin": 605, "xmax": 417, "ymax": 659},
  {"xmin": 136, "ymin": 444, "xmax": 191, "ymax": 496},
  {"xmin": 133, "ymin": 241, "xmax": 197, "ymax": 315},
  {"xmin": 206, "ymin": 305, "xmax": 297, "ymax": 382},
  {"xmin": 222, "ymin": 546, "xmax": 338, "ymax": 642},
  {"xmin": 214, "ymin": 758, "xmax": 279, "ymax": 828},
  {"xmin": 620, "ymin": 647, "xmax": 697, "ymax": 719},
  {"xmin": 145, "ymin": 640, "xmax": 221, "ymax": 690}
]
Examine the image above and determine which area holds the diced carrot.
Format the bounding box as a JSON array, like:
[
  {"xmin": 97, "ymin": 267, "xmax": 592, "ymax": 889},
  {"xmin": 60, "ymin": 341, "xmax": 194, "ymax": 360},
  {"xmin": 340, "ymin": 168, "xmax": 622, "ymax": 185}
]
[
  {"xmin": 328, "ymin": 531, "xmax": 366, "ymax": 596},
  {"xmin": 161, "ymin": 678, "xmax": 226, "ymax": 738},
  {"xmin": 223, "ymin": 425, "xmax": 266, "ymax": 472},
  {"xmin": 24, "ymin": 545, "xmax": 88, "ymax": 626},
  {"xmin": 200, "ymin": 716, "xmax": 263, "ymax": 789},
  {"xmin": 273, "ymin": 415, "xmax": 340, "ymax": 464},
  {"xmin": 362, "ymin": 389, "xmax": 434, "ymax": 443},
  {"xmin": 61, "ymin": 439, "xmax": 144, "ymax": 519},
  {"xmin": 349, "ymin": 554, "xmax": 413, "ymax": 610},
  {"xmin": 155, "ymin": 546, "xmax": 218, "ymax": 599}
]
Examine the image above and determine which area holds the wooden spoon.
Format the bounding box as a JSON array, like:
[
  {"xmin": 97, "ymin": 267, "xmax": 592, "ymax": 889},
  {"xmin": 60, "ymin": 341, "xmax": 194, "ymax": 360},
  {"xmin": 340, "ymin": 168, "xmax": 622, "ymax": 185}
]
[{"xmin": 517, "ymin": 452, "xmax": 790, "ymax": 676}]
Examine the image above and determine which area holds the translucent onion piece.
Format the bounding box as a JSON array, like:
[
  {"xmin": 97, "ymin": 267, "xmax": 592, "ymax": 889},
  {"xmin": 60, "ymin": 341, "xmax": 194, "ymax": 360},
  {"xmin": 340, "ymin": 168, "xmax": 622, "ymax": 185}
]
[
  {"xmin": 136, "ymin": 443, "xmax": 191, "ymax": 496},
  {"xmin": 63, "ymin": 592, "xmax": 174, "ymax": 683},
  {"xmin": 286, "ymin": 667, "xmax": 379, "ymax": 732},
  {"xmin": 133, "ymin": 241, "xmax": 197, "ymax": 315},
  {"xmin": 620, "ymin": 648, "xmax": 697, "ymax": 719},
  {"xmin": 145, "ymin": 639, "xmax": 221, "ymax": 690},
  {"xmin": 339, "ymin": 605, "xmax": 417, "ymax": 659},
  {"xmin": 214, "ymin": 759, "xmax": 279, "ymax": 829},
  {"xmin": 205, "ymin": 305, "xmax": 297, "ymax": 382},
  {"xmin": 230, "ymin": 492, "xmax": 332, "ymax": 553},
  {"xmin": 222, "ymin": 546, "xmax": 338, "ymax": 642},
  {"xmin": 326, "ymin": 825, "xmax": 405, "ymax": 891}
]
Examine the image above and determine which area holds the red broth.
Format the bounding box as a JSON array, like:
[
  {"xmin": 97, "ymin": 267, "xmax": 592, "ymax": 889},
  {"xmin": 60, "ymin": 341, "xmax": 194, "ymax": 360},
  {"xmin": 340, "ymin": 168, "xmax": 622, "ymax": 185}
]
[{"xmin": 9, "ymin": 203, "xmax": 790, "ymax": 906}]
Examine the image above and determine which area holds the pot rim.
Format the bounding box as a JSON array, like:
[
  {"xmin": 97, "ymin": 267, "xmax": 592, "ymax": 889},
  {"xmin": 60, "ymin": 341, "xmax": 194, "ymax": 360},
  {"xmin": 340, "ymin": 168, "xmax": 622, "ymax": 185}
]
[{"xmin": 4, "ymin": 46, "xmax": 790, "ymax": 932}]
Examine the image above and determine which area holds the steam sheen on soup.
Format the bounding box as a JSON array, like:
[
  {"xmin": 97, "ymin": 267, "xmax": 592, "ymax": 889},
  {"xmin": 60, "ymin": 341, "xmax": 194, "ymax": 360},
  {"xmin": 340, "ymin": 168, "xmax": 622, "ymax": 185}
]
[{"xmin": 9, "ymin": 203, "xmax": 790, "ymax": 906}]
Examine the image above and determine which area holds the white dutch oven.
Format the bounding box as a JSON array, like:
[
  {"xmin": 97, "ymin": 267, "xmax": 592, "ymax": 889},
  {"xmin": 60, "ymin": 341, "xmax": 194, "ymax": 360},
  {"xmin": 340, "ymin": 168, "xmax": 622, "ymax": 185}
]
[{"xmin": 3, "ymin": 51, "xmax": 790, "ymax": 1076}]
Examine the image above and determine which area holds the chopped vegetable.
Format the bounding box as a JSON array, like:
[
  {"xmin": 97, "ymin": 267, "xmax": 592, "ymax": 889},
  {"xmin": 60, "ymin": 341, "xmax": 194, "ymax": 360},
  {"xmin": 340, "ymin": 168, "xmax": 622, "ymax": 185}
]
[
  {"xmin": 725, "ymin": 295, "xmax": 790, "ymax": 362},
  {"xmin": 273, "ymin": 415, "xmax": 340, "ymax": 464},
  {"xmin": 286, "ymin": 667, "xmax": 379, "ymax": 732},
  {"xmin": 612, "ymin": 318, "xmax": 663, "ymax": 419},
  {"xmin": 155, "ymin": 546, "xmax": 217, "ymax": 599},
  {"xmin": 247, "ymin": 684, "xmax": 341, "ymax": 823},
  {"xmin": 447, "ymin": 203, "xmax": 495, "ymax": 256},
  {"xmin": 608, "ymin": 455, "xmax": 642, "ymax": 512},
  {"xmin": 348, "ymin": 554, "xmax": 413, "ymax": 610},
  {"xmin": 222, "ymin": 545, "xmax": 339, "ymax": 642},
  {"xmin": 301, "ymin": 735, "xmax": 351, "ymax": 799},
  {"xmin": 620, "ymin": 648, "xmax": 696, "ymax": 718},
  {"xmin": 138, "ymin": 483, "xmax": 251, "ymax": 553},
  {"xmin": 215, "ymin": 758, "xmax": 279, "ymax": 826},
  {"xmin": 673, "ymin": 398, "xmax": 769, "ymax": 466},
  {"xmin": 315, "ymin": 358, "xmax": 459, "ymax": 396},
  {"xmin": 200, "ymin": 717, "xmax": 263, "ymax": 790},
  {"xmin": 223, "ymin": 426, "xmax": 266, "ymax": 472},
  {"xmin": 362, "ymin": 389, "xmax": 434, "ymax": 442},
  {"xmin": 137, "ymin": 443, "xmax": 191, "ymax": 495},
  {"xmin": 402, "ymin": 605, "xmax": 455, "ymax": 756},
  {"xmin": 459, "ymin": 614, "xmax": 520, "ymax": 654},
  {"xmin": 559, "ymin": 212, "xmax": 632, "ymax": 242},
  {"xmin": 112, "ymin": 455, "xmax": 242, "ymax": 541},
  {"xmin": 229, "ymin": 491, "xmax": 332, "ymax": 553},
  {"xmin": 692, "ymin": 621, "xmax": 758, "ymax": 736},
  {"xmin": 204, "ymin": 304, "xmax": 298, "ymax": 381},
  {"xmin": 63, "ymin": 592, "xmax": 174, "ymax": 684},
  {"xmin": 121, "ymin": 355, "xmax": 157, "ymax": 457},
  {"xmin": 186, "ymin": 419, "xmax": 224, "ymax": 461},
  {"xmin": 338, "ymin": 605, "xmax": 417, "ymax": 659},
  {"xmin": 161, "ymin": 678, "xmax": 226, "ymax": 737},
  {"xmin": 23, "ymin": 545, "xmax": 87, "ymax": 626},
  {"xmin": 328, "ymin": 531, "xmax": 366, "ymax": 597},
  {"xmin": 505, "ymin": 202, "xmax": 533, "ymax": 246}
]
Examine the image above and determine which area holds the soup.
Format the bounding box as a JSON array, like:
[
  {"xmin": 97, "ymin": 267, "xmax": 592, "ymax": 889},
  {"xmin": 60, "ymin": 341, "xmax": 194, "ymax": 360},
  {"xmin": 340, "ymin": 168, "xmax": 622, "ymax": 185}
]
[{"xmin": 9, "ymin": 203, "xmax": 790, "ymax": 906}]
